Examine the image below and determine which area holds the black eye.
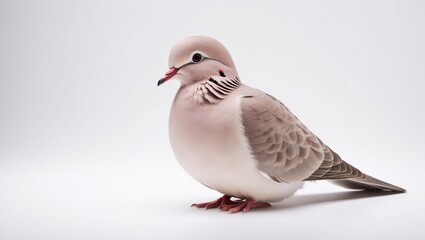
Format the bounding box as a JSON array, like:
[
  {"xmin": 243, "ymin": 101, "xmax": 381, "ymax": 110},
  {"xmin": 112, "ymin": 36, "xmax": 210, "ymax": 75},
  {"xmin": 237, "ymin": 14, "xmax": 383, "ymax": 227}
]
[{"xmin": 192, "ymin": 53, "xmax": 203, "ymax": 63}]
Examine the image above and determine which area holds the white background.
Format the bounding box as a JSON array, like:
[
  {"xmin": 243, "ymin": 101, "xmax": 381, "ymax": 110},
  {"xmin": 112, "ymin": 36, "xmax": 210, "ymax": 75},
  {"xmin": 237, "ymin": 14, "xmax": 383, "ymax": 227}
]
[{"xmin": 1, "ymin": 0, "xmax": 425, "ymax": 239}]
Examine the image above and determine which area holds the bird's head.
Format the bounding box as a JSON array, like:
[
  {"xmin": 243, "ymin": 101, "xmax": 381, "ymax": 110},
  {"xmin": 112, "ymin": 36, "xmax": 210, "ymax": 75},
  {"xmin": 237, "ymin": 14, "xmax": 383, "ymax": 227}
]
[{"xmin": 157, "ymin": 36, "xmax": 238, "ymax": 87}]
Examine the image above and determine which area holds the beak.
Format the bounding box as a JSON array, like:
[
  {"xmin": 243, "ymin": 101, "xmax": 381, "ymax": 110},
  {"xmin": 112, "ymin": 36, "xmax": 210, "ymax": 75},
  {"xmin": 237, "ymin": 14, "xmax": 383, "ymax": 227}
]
[{"xmin": 157, "ymin": 67, "xmax": 179, "ymax": 86}]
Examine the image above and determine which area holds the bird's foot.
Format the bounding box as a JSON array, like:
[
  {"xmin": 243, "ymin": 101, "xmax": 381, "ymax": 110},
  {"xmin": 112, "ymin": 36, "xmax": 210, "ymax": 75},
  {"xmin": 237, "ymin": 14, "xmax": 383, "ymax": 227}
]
[
  {"xmin": 192, "ymin": 195, "xmax": 271, "ymax": 213},
  {"xmin": 220, "ymin": 198, "xmax": 271, "ymax": 213},
  {"xmin": 191, "ymin": 195, "xmax": 240, "ymax": 209}
]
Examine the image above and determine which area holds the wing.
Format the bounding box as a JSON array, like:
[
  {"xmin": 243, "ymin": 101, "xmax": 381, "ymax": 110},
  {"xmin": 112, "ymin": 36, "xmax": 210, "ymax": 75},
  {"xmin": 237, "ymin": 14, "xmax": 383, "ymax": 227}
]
[
  {"xmin": 240, "ymin": 89, "xmax": 405, "ymax": 192},
  {"xmin": 240, "ymin": 91, "xmax": 326, "ymax": 182}
]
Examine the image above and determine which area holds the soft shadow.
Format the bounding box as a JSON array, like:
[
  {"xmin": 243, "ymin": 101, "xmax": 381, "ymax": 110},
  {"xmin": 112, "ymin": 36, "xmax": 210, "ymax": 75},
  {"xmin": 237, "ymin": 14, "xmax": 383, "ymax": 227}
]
[{"xmin": 265, "ymin": 190, "xmax": 404, "ymax": 211}]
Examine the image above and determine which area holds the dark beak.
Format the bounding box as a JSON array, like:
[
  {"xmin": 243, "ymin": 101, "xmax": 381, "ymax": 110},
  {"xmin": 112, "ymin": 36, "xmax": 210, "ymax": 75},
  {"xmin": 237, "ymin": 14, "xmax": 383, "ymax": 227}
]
[{"xmin": 157, "ymin": 67, "xmax": 179, "ymax": 86}]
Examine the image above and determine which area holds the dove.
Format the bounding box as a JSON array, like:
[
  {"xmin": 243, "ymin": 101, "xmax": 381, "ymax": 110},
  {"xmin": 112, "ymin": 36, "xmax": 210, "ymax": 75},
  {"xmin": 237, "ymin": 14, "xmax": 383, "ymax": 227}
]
[{"xmin": 157, "ymin": 36, "xmax": 405, "ymax": 213}]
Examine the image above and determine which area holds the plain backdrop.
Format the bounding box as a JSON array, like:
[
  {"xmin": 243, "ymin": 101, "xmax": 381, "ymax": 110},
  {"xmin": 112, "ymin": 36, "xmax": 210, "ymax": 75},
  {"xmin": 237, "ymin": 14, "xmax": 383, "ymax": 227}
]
[{"xmin": 1, "ymin": 0, "xmax": 425, "ymax": 239}]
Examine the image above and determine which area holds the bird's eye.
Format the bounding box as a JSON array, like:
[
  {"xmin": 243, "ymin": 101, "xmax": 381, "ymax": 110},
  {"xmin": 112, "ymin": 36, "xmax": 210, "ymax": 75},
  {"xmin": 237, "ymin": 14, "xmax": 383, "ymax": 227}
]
[{"xmin": 192, "ymin": 53, "xmax": 203, "ymax": 63}]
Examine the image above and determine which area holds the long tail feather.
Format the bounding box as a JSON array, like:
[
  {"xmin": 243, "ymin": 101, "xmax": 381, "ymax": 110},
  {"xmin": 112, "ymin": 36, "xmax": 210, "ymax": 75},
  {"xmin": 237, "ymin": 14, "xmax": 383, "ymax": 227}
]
[{"xmin": 331, "ymin": 175, "xmax": 405, "ymax": 192}]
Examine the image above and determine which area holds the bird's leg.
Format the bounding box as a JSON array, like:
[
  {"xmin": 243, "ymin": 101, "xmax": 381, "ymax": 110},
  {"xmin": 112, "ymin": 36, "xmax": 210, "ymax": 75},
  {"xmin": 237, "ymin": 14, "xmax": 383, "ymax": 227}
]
[
  {"xmin": 191, "ymin": 195, "xmax": 243, "ymax": 209},
  {"xmin": 192, "ymin": 195, "xmax": 271, "ymax": 213},
  {"xmin": 220, "ymin": 198, "xmax": 271, "ymax": 213}
]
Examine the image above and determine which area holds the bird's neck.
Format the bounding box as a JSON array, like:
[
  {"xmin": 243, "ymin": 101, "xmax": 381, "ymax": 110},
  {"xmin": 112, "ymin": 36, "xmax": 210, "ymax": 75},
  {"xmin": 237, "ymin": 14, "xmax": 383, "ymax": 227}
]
[{"xmin": 178, "ymin": 76, "xmax": 242, "ymax": 105}]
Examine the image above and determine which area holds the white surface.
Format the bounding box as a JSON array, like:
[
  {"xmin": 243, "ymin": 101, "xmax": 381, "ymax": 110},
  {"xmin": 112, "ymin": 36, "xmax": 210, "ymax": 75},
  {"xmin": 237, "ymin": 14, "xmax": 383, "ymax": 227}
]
[{"xmin": 1, "ymin": 0, "xmax": 424, "ymax": 239}]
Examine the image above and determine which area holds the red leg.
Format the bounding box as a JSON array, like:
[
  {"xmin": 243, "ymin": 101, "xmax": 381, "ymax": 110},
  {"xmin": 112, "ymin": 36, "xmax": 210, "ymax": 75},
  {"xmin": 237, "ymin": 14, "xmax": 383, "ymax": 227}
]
[
  {"xmin": 192, "ymin": 195, "xmax": 238, "ymax": 209},
  {"xmin": 226, "ymin": 198, "xmax": 271, "ymax": 213},
  {"xmin": 192, "ymin": 195, "xmax": 271, "ymax": 213}
]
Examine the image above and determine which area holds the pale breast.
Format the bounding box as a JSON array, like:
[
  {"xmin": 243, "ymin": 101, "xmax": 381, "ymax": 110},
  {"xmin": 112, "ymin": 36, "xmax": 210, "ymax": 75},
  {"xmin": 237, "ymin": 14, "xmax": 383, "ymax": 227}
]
[{"xmin": 169, "ymin": 91, "xmax": 250, "ymax": 190}]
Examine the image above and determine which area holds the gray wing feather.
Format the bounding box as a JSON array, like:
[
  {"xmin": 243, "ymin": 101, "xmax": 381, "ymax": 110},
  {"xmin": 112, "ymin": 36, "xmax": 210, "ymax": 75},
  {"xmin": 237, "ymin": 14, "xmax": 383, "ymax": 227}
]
[
  {"xmin": 240, "ymin": 92, "xmax": 325, "ymax": 182},
  {"xmin": 240, "ymin": 90, "xmax": 405, "ymax": 192}
]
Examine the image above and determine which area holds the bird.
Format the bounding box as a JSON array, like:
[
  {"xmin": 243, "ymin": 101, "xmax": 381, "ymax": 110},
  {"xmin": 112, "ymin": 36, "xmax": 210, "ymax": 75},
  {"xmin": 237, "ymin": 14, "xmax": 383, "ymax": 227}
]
[{"xmin": 157, "ymin": 36, "xmax": 405, "ymax": 213}]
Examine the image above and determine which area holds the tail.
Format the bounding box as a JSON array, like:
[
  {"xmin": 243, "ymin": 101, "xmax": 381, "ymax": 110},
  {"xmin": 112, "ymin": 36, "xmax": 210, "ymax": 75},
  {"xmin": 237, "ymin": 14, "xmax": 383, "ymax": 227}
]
[
  {"xmin": 305, "ymin": 145, "xmax": 406, "ymax": 192},
  {"xmin": 331, "ymin": 175, "xmax": 405, "ymax": 192}
]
